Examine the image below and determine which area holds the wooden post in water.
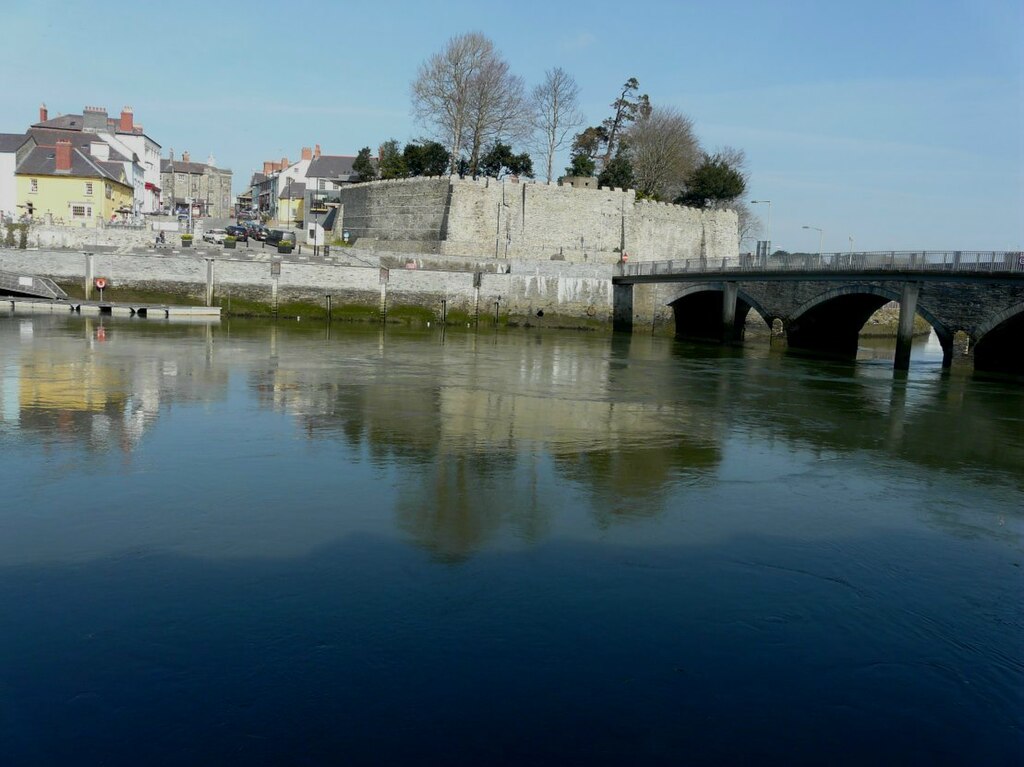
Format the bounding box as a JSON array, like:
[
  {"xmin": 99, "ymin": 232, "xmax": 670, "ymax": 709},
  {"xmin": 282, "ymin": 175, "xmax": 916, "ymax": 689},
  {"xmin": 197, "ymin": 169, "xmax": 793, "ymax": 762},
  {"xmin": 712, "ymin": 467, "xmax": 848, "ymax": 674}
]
[{"xmin": 894, "ymin": 282, "xmax": 921, "ymax": 371}]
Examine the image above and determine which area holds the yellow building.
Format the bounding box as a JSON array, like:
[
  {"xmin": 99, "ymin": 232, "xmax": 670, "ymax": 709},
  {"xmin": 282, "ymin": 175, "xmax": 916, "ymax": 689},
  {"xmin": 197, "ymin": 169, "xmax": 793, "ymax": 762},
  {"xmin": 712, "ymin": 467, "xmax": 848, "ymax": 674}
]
[
  {"xmin": 16, "ymin": 138, "xmax": 133, "ymax": 226},
  {"xmin": 277, "ymin": 181, "xmax": 305, "ymax": 227}
]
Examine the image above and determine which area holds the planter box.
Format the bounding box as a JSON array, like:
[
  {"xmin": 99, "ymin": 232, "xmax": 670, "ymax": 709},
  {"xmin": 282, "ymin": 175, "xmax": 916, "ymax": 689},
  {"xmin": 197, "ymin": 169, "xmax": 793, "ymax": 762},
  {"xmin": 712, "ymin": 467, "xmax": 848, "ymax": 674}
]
[
  {"xmin": 223, "ymin": 241, "xmax": 236, "ymax": 249},
  {"xmin": 278, "ymin": 245, "xmax": 294, "ymax": 255},
  {"xmin": 181, "ymin": 240, "xmax": 192, "ymax": 248}
]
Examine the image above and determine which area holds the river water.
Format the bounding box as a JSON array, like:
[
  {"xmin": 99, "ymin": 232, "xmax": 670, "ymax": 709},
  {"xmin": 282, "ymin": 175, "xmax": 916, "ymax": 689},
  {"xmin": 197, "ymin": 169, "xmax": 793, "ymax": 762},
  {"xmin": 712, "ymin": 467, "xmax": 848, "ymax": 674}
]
[{"xmin": 0, "ymin": 315, "xmax": 1020, "ymax": 766}]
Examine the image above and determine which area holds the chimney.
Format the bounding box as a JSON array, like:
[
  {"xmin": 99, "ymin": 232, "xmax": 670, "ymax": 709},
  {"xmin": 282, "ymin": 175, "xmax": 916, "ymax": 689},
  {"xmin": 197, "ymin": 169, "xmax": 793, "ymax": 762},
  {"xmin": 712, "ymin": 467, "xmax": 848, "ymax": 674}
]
[
  {"xmin": 314, "ymin": 144, "xmax": 321, "ymax": 158},
  {"xmin": 301, "ymin": 146, "xmax": 312, "ymax": 161},
  {"xmin": 90, "ymin": 141, "xmax": 110, "ymax": 161},
  {"xmin": 83, "ymin": 105, "xmax": 108, "ymax": 133},
  {"xmin": 119, "ymin": 106, "xmax": 134, "ymax": 132},
  {"xmin": 263, "ymin": 161, "xmax": 273, "ymax": 175},
  {"xmin": 55, "ymin": 139, "xmax": 72, "ymax": 172},
  {"xmin": 39, "ymin": 102, "xmax": 48, "ymax": 123},
  {"xmin": 281, "ymin": 156, "xmax": 289, "ymax": 168},
  {"xmin": 182, "ymin": 150, "xmax": 190, "ymax": 164}
]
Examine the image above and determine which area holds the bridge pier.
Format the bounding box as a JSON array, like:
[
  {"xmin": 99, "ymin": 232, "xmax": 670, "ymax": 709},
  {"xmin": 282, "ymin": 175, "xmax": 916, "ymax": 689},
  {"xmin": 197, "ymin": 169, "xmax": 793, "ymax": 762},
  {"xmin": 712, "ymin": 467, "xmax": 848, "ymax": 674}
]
[
  {"xmin": 613, "ymin": 283, "xmax": 633, "ymax": 333},
  {"xmin": 722, "ymin": 282, "xmax": 739, "ymax": 342},
  {"xmin": 894, "ymin": 282, "xmax": 920, "ymax": 371}
]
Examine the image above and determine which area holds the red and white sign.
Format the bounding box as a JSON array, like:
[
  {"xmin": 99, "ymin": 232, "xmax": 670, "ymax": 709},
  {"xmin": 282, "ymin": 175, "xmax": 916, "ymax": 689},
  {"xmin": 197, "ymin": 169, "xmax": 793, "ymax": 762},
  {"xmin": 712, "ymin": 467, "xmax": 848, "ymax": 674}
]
[{"xmin": 94, "ymin": 277, "xmax": 107, "ymax": 290}]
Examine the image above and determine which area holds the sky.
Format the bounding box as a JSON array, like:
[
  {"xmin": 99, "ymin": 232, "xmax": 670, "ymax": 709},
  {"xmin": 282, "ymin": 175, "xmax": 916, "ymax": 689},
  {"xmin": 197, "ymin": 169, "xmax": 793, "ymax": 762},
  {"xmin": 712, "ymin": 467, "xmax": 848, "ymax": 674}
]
[{"xmin": 1, "ymin": 0, "xmax": 1021, "ymax": 252}]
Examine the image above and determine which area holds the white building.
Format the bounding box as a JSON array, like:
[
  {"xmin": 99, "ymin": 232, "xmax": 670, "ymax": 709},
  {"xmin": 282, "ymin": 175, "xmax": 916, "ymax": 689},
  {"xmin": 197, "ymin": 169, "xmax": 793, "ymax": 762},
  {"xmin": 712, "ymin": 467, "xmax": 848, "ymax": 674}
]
[{"xmin": 0, "ymin": 133, "xmax": 28, "ymax": 220}]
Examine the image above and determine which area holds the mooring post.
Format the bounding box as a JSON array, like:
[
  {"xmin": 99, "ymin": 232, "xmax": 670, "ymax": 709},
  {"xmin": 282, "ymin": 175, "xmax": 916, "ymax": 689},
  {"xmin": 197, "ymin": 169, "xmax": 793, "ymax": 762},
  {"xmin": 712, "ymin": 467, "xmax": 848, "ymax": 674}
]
[
  {"xmin": 205, "ymin": 258, "xmax": 214, "ymax": 307},
  {"xmin": 722, "ymin": 281, "xmax": 739, "ymax": 342},
  {"xmin": 894, "ymin": 282, "xmax": 921, "ymax": 371},
  {"xmin": 325, "ymin": 294, "xmax": 332, "ymax": 322},
  {"xmin": 84, "ymin": 252, "xmax": 95, "ymax": 300}
]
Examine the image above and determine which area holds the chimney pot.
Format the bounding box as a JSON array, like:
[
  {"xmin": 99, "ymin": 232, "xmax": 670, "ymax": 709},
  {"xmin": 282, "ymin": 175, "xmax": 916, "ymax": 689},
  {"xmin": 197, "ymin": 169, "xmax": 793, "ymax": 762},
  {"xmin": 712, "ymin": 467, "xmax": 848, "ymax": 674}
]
[
  {"xmin": 182, "ymin": 151, "xmax": 190, "ymax": 163},
  {"xmin": 301, "ymin": 146, "xmax": 312, "ymax": 161},
  {"xmin": 314, "ymin": 144, "xmax": 321, "ymax": 158},
  {"xmin": 119, "ymin": 106, "xmax": 134, "ymax": 132},
  {"xmin": 39, "ymin": 102, "xmax": 48, "ymax": 123}
]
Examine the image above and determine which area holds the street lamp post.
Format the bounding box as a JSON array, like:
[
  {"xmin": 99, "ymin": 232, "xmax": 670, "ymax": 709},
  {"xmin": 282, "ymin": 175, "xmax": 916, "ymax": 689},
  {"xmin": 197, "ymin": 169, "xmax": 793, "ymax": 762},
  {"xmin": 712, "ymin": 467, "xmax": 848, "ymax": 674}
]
[
  {"xmin": 802, "ymin": 225, "xmax": 823, "ymax": 256},
  {"xmin": 750, "ymin": 200, "xmax": 771, "ymax": 250}
]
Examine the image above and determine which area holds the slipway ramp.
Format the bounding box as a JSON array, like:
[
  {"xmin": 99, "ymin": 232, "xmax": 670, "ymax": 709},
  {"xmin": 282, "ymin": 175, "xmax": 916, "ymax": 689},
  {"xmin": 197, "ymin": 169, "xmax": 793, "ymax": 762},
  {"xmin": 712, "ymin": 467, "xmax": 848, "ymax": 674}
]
[{"xmin": 0, "ymin": 270, "xmax": 68, "ymax": 300}]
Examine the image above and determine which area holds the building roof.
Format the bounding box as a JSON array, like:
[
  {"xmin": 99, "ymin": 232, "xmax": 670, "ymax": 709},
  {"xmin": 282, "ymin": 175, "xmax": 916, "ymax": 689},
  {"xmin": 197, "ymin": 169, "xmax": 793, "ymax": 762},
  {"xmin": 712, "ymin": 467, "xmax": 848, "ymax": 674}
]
[
  {"xmin": 17, "ymin": 146, "xmax": 128, "ymax": 184},
  {"xmin": 0, "ymin": 133, "xmax": 28, "ymax": 153},
  {"xmin": 160, "ymin": 158, "xmax": 230, "ymax": 175},
  {"xmin": 250, "ymin": 172, "xmax": 266, "ymax": 185},
  {"xmin": 279, "ymin": 182, "xmax": 306, "ymax": 200},
  {"xmin": 32, "ymin": 112, "xmax": 156, "ymax": 142},
  {"xmin": 28, "ymin": 128, "xmax": 131, "ymax": 163},
  {"xmin": 306, "ymin": 155, "xmax": 358, "ymax": 179}
]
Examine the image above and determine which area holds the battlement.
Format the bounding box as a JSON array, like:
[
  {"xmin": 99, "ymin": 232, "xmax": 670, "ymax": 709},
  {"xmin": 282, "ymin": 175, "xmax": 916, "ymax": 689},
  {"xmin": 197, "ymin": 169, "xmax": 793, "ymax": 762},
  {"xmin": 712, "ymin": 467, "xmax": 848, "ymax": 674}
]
[{"xmin": 329, "ymin": 175, "xmax": 737, "ymax": 263}]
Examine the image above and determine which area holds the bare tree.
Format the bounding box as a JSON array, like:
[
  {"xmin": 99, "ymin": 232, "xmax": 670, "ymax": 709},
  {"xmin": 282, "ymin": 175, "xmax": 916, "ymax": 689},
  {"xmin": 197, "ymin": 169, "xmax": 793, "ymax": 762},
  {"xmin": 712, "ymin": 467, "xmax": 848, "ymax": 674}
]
[
  {"xmin": 462, "ymin": 54, "xmax": 528, "ymax": 173},
  {"xmin": 626, "ymin": 106, "xmax": 701, "ymax": 200},
  {"xmin": 411, "ymin": 32, "xmax": 527, "ymax": 175},
  {"xmin": 530, "ymin": 68, "xmax": 583, "ymax": 182}
]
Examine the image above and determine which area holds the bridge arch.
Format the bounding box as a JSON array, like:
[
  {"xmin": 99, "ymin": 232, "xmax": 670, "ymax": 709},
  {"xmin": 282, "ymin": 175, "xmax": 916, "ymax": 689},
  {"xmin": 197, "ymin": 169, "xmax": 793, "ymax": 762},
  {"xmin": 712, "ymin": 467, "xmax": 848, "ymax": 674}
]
[
  {"xmin": 786, "ymin": 284, "xmax": 952, "ymax": 360},
  {"xmin": 666, "ymin": 283, "xmax": 773, "ymax": 341},
  {"xmin": 973, "ymin": 302, "xmax": 1024, "ymax": 375}
]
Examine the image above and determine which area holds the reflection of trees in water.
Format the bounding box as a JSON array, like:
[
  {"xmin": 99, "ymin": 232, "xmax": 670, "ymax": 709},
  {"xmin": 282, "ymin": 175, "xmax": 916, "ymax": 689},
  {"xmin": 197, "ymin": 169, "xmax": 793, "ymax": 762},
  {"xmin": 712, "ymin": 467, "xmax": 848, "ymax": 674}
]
[
  {"xmin": 394, "ymin": 449, "xmax": 550, "ymax": 563},
  {"xmin": 554, "ymin": 437, "xmax": 719, "ymax": 528}
]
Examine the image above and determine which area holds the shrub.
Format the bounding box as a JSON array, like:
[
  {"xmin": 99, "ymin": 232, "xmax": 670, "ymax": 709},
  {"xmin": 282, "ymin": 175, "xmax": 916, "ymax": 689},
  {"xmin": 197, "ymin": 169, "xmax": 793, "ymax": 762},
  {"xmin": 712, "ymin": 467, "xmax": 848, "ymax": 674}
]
[
  {"xmin": 18, "ymin": 224, "xmax": 27, "ymax": 249},
  {"xmin": 224, "ymin": 235, "xmax": 237, "ymax": 243},
  {"xmin": 3, "ymin": 226, "xmax": 14, "ymax": 248},
  {"xmin": 181, "ymin": 233, "xmax": 193, "ymax": 241}
]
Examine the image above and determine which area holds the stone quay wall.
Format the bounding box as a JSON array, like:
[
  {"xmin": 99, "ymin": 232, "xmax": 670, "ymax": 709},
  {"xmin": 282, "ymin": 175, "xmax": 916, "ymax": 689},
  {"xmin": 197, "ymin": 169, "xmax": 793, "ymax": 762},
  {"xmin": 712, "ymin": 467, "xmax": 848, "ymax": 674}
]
[
  {"xmin": 0, "ymin": 248, "xmax": 618, "ymax": 328},
  {"xmin": 330, "ymin": 177, "xmax": 738, "ymax": 266}
]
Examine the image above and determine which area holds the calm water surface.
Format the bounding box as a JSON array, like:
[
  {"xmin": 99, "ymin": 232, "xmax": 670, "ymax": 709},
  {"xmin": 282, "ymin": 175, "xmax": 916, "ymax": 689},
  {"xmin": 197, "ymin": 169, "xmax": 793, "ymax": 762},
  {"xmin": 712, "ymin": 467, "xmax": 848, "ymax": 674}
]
[{"xmin": 0, "ymin": 315, "xmax": 1021, "ymax": 765}]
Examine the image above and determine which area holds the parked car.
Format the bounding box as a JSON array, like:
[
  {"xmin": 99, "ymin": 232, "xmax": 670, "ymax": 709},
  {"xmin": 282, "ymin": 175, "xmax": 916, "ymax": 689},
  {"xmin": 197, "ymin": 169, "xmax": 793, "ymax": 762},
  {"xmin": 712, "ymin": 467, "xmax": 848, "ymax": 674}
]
[
  {"xmin": 225, "ymin": 225, "xmax": 248, "ymax": 242},
  {"xmin": 265, "ymin": 229, "xmax": 296, "ymax": 246},
  {"xmin": 248, "ymin": 224, "xmax": 270, "ymax": 241},
  {"xmin": 202, "ymin": 228, "xmax": 227, "ymax": 244}
]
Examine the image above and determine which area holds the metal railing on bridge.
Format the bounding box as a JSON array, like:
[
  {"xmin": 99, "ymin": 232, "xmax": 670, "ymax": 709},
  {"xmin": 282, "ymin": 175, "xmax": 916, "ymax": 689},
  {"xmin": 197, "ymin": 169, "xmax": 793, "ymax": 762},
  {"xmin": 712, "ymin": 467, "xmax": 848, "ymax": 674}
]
[{"xmin": 619, "ymin": 251, "xmax": 1024, "ymax": 278}]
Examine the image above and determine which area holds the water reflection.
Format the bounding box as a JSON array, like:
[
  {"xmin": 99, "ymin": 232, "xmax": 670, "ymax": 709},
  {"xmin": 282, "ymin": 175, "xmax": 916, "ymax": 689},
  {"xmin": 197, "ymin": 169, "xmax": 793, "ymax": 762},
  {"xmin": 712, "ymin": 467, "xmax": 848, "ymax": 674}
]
[{"xmin": 0, "ymin": 315, "xmax": 1021, "ymax": 564}]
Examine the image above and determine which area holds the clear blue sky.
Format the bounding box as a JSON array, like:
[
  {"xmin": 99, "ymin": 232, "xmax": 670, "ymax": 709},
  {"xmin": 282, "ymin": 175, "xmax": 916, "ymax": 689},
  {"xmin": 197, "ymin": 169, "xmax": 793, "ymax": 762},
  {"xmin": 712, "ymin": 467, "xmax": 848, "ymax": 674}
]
[{"xmin": 3, "ymin": 0, "xmax": 1021, "ymax": 251}]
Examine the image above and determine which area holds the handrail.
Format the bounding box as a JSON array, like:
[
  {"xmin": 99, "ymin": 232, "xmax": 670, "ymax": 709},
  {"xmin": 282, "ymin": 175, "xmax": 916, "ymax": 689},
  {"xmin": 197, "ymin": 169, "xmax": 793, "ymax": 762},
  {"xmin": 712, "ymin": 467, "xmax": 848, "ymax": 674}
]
[
  {"xmin": 0, "ymin": 270, "xmax": 68, "ymax": 300},
  {"xmin": 619, "ymin": 251, "xmax": 1024, "ymax": 278}
]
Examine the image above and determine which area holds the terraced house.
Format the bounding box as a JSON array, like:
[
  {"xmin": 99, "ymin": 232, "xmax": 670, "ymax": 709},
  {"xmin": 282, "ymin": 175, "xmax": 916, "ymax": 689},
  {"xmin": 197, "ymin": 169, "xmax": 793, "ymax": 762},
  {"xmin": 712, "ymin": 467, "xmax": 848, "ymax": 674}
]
[{"xmin": 15, "ymin": 136, "xmax": 133, "ymax": 226}]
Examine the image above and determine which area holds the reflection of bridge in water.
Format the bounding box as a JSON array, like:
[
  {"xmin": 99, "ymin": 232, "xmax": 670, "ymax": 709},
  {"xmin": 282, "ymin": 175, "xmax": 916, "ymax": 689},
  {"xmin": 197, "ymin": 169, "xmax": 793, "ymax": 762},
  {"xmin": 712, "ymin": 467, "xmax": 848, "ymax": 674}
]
[{"xmin": 613, "ymin": 251, "xmax": 1024, "ymax": 375}]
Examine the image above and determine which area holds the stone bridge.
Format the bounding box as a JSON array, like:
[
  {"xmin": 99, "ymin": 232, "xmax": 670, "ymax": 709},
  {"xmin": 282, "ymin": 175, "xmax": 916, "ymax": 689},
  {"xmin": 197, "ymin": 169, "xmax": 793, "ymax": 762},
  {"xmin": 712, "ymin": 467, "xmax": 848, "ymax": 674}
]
[{"xmin": 612, "ymin": 251, "xmax": 1024, "ymax": 374}]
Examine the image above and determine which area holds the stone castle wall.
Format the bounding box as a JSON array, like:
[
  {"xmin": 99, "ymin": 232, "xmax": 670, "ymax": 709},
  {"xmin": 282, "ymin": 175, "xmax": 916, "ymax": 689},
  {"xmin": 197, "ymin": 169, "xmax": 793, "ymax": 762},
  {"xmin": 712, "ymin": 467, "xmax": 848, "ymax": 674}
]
[{"xmin": 330, "ymin": 177, "xmax": 739, "ymax": 265}]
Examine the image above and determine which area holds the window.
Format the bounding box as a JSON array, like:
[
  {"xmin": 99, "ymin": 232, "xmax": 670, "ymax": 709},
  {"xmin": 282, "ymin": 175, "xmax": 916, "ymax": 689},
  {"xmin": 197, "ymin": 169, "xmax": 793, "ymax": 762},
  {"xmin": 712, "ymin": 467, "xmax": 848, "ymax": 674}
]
[
  {"xmin": 29, "ymin": 179, "xmax": 38, "ymax": 194},
  {"xmin": 176, "ymin": 173, "xmax": 185, "ymax": 183},
  {"xmin": 71, "ymin": 205, "xmax": 88, "ymax": 218},
  {"xmin": 105, "ymin": 183, "xmax": 112, "ymax": 199},
  {"xmin": 85, "ymin": 182, "xmax": 93, "ymax": 196},
  {"xmin": 318, "ymin": 178, "xmax": 326, "ymax": 191}
]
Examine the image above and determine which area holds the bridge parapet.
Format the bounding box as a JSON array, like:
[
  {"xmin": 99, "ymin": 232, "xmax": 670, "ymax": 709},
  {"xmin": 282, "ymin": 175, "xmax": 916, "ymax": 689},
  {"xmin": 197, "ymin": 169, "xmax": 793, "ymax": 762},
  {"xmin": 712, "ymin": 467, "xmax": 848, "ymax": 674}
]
[{"xmin": 619, "ymin": 251, "xmax": 1024, "ymax": 281}]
